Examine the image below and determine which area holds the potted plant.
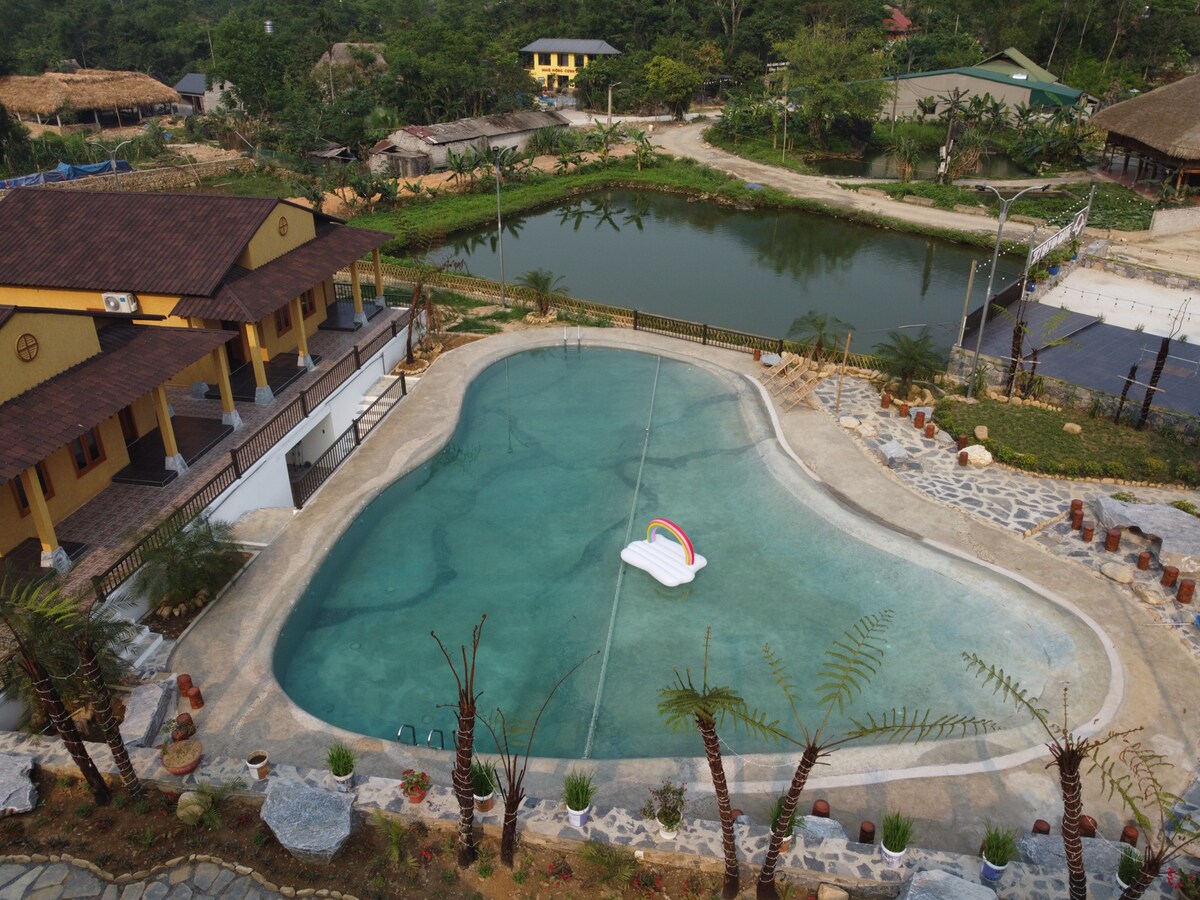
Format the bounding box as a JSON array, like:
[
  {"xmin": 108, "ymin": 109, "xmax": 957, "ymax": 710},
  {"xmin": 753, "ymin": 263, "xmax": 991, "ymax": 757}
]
[
  {"xmin": 641, "ymin": 780, "xmax": 686, "ymax": 840},
  {"xmin": 880, "ymin": 811, "xmax": 914, "ymax": 868},
  {"xmin": 1117, "ymin": 845, "xmax": 1142, "ymax": 891},
  {"xmin": 770, "ymin": 797, "xmax": 797, "ymax": 853},
  {"xmin": 245, "ymin": 749, "xmax": 270, "ymax": 781},
  {"xmin": 562, "ymin": 769, "xmax": 596, "ymax": 828},
  {"xmin": 401, "ymin": 768, "xmax": 430, "ymax": 804},
  {"xmin": 161, "ymin": 739, "xmax": 203, "ymax": 777},
  {"xmin": 471, "ymin": 759, "xmax": 498, "ymax": 813},
  {"xmin": 326, "ymin": 741, "xmax": 355, "ymax": 793},
  {"xmin": 980, "ymin": 822, "xmax": 1017, "ymax": 882},
  {"xmin": 1168, "ymin": 866, "xmax": 1200, "ymax": 898}
]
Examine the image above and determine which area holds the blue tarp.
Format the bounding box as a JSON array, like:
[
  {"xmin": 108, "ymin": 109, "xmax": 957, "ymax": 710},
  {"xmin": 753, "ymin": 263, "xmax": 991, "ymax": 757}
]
[{"xmin": 0, "ymin": 159, "xmax": 133, "ymax": 190}]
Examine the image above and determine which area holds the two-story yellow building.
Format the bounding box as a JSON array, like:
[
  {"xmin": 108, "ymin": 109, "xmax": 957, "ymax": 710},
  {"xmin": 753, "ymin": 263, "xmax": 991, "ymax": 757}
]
[
  {"xmin": 519, "ymin": 39, "xmax": 620, "ymax": 92},
  {"xmin": 0, "ymin": 189, "xmax": 392, "ymax": 572}
]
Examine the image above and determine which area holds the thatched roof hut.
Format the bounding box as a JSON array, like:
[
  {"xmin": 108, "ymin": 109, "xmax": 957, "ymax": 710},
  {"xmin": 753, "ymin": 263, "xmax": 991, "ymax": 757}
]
[
  {"xmin": 0, "ymin": 69, "xmax": 179, "ymax": 120},
  {"xmin": 1090, "ymin": 74, "xmax": 1200, "ymax": 163},
  {"xmin": 312, "ymin": 43, "xmax": 386, "ymax": 73}
]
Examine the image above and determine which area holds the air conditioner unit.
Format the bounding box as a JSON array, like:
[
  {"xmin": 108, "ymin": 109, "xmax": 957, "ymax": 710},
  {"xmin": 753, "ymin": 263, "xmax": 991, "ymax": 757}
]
[{"xmin": 102, "ymin": 292, "xmax": 139, "ymax": 314}]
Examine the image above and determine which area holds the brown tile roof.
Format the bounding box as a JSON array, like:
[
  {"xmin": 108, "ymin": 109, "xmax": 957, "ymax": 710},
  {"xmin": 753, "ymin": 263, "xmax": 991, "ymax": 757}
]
[
  {"xmin": 173, "ymin": 223, "xmax": 391, "ymax": 322},
  {"xmin": 0, "ymin": 322, "xmax": 234, "ymax": 482},
  {"xmin": 0, "ymin": 190, "xmax": 319, "ymax": 297}
]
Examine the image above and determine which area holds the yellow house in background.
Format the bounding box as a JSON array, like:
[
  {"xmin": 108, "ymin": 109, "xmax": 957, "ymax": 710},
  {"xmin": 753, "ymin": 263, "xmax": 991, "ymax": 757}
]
[{"xmin": 520, "ymin": 39, "xmax": 620, "ymax": 91}]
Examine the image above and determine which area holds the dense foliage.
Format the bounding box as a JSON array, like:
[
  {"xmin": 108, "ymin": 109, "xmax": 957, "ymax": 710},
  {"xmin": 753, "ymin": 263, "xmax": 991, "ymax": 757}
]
[{"xmin": 1, "ymin": 0, "xmax": 1195, "ymax": 162}]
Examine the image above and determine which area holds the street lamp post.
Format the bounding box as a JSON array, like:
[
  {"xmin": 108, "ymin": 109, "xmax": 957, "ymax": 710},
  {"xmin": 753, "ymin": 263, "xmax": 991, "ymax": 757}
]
[
  {"xmin": 607, "ymin": 82, "xmax": 622, "ymax": 127},
  {"xmin": 965, "ymin": 182, "xmax": 1050, "ymax": 399},
  {"xmin": 493, "ymin": 146, "xmax": 507, "ymax": 308},
  {"xmin": 87, "ymin": 139, "xmax": 133, "ymax": 191}
]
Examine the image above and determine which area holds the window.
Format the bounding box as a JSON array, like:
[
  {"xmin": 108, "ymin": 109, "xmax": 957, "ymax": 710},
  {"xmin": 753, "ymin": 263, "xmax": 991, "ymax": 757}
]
[
  {"xmin": 571, "ymin": 54, "xmax": 580, "ymax": 68},
  {"xmin": 274, "ymin": 304, "xmax": 293, "ymax": 336},
  {"xmin": 300, "ymin": 289, "xmax": 317, "ymax": 318},
  {"xmin": 69, "ymin": 428, "xmax": 105, "ymax": 476},
  {"xmin": 537, "ymin": 53, "xmax": 550, "ymax": 67},
  {"xmin": 11, "ymin": 462, "xmax": 53, "ymax": 516}
]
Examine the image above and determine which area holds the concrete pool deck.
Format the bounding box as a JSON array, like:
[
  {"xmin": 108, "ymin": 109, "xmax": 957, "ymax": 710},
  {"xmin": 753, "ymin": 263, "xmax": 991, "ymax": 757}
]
[{"xmin": 170, "ymin": 327, "xmax": 1200, "ymax": 859}]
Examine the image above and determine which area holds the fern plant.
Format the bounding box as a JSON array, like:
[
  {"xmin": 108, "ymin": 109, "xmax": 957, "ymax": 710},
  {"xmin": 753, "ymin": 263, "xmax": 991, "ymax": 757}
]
[{"xmin": 754, "ymin": 613, "xmax": 998, "ymax": 900}]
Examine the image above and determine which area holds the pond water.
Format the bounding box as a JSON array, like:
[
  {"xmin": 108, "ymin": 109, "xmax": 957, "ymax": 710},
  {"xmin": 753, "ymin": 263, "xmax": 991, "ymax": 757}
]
[
  {"xmin": 441, "ymin": 190, "xmax": 1020, "ymax": 353},
  {"xmin": 809, "ymin": 151, "xmax": 1031, "ymax": 180}
]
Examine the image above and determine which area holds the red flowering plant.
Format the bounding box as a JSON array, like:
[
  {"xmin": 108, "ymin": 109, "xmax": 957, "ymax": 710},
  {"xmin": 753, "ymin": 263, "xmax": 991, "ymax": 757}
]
[
  {"xmin": 1168, "ymin": 867, "xmax": 1200, "ymax": 899},
  {"xmin": 400, "ymin": 769, "xmax": 430, "ymax": 794},
  {"xmin": 547, "ymin": 858, "xmax": 572, "ymax": 882}
]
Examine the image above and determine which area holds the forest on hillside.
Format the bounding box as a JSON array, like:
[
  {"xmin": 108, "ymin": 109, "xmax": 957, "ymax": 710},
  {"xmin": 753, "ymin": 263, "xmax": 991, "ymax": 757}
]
[{"xmin": 0, "ymin": 0, "xmax": 1197, "ymax": 161}]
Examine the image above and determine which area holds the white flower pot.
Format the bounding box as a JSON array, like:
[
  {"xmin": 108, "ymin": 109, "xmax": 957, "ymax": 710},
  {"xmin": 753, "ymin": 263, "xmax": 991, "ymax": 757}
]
[
  {"xmin": 333, "ymin": 772, "xmax": 354, "ymax": 793},
  {"xmin": 245, "ymin": 751, "xmax": 269, "ymax": 781},
  {"xmin": 566, "ymin": 805, "xmax": 589, "ymax": 827},
  {"xmin": 981, "ymin": 855, "xmax": 1008, "ymax": 882},
  {"xmin": 880, "ymin": 844, "xmax": 906, "ymax": 869},
  {"xmin": 658, "ymin": 818, "xmax": 679, "ymax": 841}
]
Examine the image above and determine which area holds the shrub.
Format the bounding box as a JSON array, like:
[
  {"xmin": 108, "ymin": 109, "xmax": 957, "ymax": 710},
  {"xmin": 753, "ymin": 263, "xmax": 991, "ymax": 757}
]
[
  {"xmin": 1103, "ymin": 461, "xmax": 1127, "ymax": 479},
  {"xmin": 1080, "ymin": 461, "xmax": 1104, "ymax": 478},
  {"xmin": 133, "ymin": 515, "xmax": 243, "ymax": 615},
  {"xmin": 1169, "ymin": 500, "xmax": 1198, "ymax": 517},
  {"xmin": 1060, "ymin": 459, "xmax": 1081, "ymax": 477},
  {"xmin": 1143, "ymin": 458, "xmax": 1168, "ymax": 480},
  {"xmin": 1176, "ymin": 463, "xmax": 1199, "ymax": 486},
  {"xmin": 1110, "ymin": 491, "xmax": 1140, "ymax": 503}
]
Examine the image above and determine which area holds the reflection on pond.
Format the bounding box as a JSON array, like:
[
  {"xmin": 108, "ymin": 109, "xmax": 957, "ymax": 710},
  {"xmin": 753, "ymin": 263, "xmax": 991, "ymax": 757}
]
[{"xmin": 440, "ymin": 190, "xmax": 1021, "ymax": 351}]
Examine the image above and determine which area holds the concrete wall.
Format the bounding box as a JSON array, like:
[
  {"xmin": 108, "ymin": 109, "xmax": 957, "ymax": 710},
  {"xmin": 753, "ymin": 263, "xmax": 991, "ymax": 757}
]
[
  {"xmin": 884, "ymin": 73, "xmax": 1036, "ymax": 121},
  {"xmin": 1150, "ymin": 206, "xmax": 1200, "ymax": 236},
  {"xmin": 0, "ymin": 158, "xmax": 254, "ymax": 196}
]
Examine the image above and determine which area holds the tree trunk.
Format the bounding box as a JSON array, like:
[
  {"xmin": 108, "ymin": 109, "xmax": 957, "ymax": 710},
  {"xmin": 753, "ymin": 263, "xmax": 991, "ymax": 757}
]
[
  {"xmin": 1005, "ymin": 318, "xmax": 1027, "ymax": 396},
  {"xmin": 699, "ymin": 719, "xmax": 740, "ymax": 899},
  {"xmin": 406, "ymin": 283, "xmax": 421, "ymax": 364},
  {"xmin": 1137, "ymin": 337, "xmax": 1169, "ymax": 429},
  {"xmin": 452, "ymin": 710, "xmax": 477, "ymax": 867},
  {"xmin": 1057, "ymin": 752, "xmax": 1087, "ymax": 900},
  {"xmin": 757, "ymin": 744, "xmax": 820, "ymax": 899},
  {"xmin": 499, "ymin": 789, "xmax": 522, "ymax": 867},
  {"xmin": 28, "ymin": 661, "xmax": 110, "ymax": 805},
  {"xmin": 80, "ymin": 641, "xmax": 141, "ymax": 796},
  {"xmin": 1114, "ymin": 364, "xmax": 1138, "ymax": 424},
  {"xmin": 1120, "ymin": 854, "xmax": 1162, "ymax": 899}
]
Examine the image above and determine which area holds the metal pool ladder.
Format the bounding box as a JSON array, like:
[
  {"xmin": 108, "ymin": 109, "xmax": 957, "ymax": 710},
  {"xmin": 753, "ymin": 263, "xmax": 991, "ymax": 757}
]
[{"xmin": 396, "ymin": 723, "xmax": 453, "ymax": 750}]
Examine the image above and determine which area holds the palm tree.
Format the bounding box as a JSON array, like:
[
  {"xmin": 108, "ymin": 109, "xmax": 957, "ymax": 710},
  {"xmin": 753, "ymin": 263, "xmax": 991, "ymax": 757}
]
[
  {"xmin": 431, "ymin": 615, "xmax": 485, "ymax": 867},
  {"xmin": 871, "ymin": 328, "xmax": 946, "ymax": 400},
  {"xmin": 963, "ymin": 654, "xmax": 1128, "ymax": 900},
  {"xmin": 659, "ymin": 628, "xmax": 781, "ymax": 899},
  {"xmin": 915, "ymin": 96, "xmax": 938, "ymax": 123},
  {"xmin": 0, "ymin": 576, "xmax": 111, "ymax": 805},
  {"xmin": 886, "ymin": 135, "xmax": 920, "ymax": 183},
  {"xmin": 480, "ymin": 651, "xmax": 597, "ymax": 867},
  {"xmin": 515, "ymin": 269, "xmax": 568, "ymax": 317},
  {"xmin": 756, "ymin": 612, "xmax": 996, "ymax": 899},
  {"xmin": 787, "ymin": 311, "xmax": 848, "ymax": 363}
]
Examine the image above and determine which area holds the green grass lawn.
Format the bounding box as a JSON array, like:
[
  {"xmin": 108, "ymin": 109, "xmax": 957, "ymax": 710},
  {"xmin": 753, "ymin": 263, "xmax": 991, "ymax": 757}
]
[
  {"xmin": 935, "ymin": 397, "xmax": 1199, "ymax": 485},
  {"xmin": 847, "ymin": 180, "xmax": 1154, "ymax": 231},
  {"xmin": 193, "ymin": 168, "xmax": 302, "ymax": 198},
  {"xmin": 701, "ymin": 130, "xmax": 822, "ymax": 175}
]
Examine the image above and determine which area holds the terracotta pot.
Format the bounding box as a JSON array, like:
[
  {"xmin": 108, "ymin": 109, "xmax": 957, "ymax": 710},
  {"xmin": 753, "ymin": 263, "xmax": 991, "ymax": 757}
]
[
  {"xmin": 246, "ymin": 751, "xmax": 270, "ymax": 781},
  {"xmin": 898, "ymin": 403, "xmax": 909, "ymax": 417},
  {"xmin": 405, "ymin": 788, "xmax": 427, "ymax": 805},
  {"xmin": 957, "ymin": 434, "xmax": 969, "ymax": 451},
  {"xmin": 1105, "ymin": 528, "xmax": 1122, "ymax": 552},
  {"xmin": 913, "ymin": 411, "xmax": 925, "ymax": 429},
  {"xmin": 161, "ymin": 739, "xmax": 202, "ymax": 777},
  {"xmin": 924, "ymin": 423, "xmax": 936, "ymax": 439},
  {"xmin": 958, "ymin": 450, "xmax": 968, "ymax": 467},
  {"xmin": 177, "ymin": 674, "xmax": 193, "ymax": 693},
  {"xmin": 881, "ymin": 393, "xmax": 892, "ymax": 409},
  {"xmin": 1069, "ymin": 499, "xmax": 1083, "ymax": 513},
  {"xmin": 1071, "ymin": 510, "xmax": 1084, "ymax": 530},
  {"xmin": 1081, "ymin": 523, "xmax": 1095, "ymax": 542},
  {"xmin": 858, "ymin": 821, "xmax": 876, "ymax": 844},
  {"xmin": 811, "ymin": 799, "xmax": 830, "ymax": 818},
  {"xmin": 187, "ymin": 686, "xmax": 204, "ymax": 710},
  {"xmin": 1137, "ymin": 551, "xmax": 1151, "ymax": 571},
  {"xmin": 753, "ymin": 347, "xmax": 762, "ymax": 361},
  {"xmin": 1179, "ymin": 579, "xmax": 1196, "ymax": 604},
  {"xmin": 1163, "ymin": 566, "xmax": 1180, "ymax": 588},
  {"xmin": 1032, "ymin": 819, "xmax": 1051, "ymax": 835}
]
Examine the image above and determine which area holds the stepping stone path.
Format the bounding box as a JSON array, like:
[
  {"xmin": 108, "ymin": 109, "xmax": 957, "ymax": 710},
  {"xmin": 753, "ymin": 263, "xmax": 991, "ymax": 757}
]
[
  {"xmin": 260, "ymin": 781, "xmax": 354, "ymax": 863},
  {"xmin": 0, "ymin": 754, "xmax": 35, "ymax": 816}
]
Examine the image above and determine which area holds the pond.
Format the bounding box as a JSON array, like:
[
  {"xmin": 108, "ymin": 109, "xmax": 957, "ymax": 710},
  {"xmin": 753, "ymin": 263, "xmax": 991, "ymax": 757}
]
[
  {"xmin": 808, "ymin": 151, "xmax": 1031, "ymax": 181},
  {"xmin": 441, "ymin": 190, "xmax": 1020, "ymax": 353}
]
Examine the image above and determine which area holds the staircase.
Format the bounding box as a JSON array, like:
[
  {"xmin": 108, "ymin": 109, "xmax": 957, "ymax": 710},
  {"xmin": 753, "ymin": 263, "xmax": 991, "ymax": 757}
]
[
  {"xmin": 120, "ymin": 624, "xmax": 164, "ymax": 671},
  {"xmin": 356, "ymin": 375, "xmax": 408, "ymax": 418}
]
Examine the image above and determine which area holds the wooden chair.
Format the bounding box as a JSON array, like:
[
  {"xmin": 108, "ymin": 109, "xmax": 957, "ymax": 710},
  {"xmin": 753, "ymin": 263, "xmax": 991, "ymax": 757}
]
[
  {"xmin": 768, "ymin": 362, "xmax": 811, "ymax": 396},
  {"xmin": 782, "ymin": 373, "xmax": 821, "ymax": 411},
  {"xmin": 758, "ymin": 352, "xmax": 794, "ymax": 384}
]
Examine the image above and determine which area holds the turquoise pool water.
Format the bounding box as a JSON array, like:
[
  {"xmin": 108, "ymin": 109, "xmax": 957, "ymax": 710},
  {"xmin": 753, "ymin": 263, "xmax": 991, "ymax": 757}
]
[{"xmin": 274, "ymin": 347, "xmax": 1106, "ymax": 759}]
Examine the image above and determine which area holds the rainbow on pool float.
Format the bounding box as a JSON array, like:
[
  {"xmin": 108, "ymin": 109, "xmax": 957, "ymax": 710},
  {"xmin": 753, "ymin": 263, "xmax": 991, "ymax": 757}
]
[{"xmin": 621, "ymin": 517, "xmax": 707, "ymax": 587}]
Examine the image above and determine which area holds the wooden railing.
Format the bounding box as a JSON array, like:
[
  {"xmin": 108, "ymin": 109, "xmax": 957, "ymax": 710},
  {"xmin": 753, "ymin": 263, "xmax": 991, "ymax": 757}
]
[
  {"xmin": 340, "ymin": 261, "xmax": 882, "ymax": 369},
  {"xmin": 92, "ymin": 315, "xmax": 409, "ymax": 602}
]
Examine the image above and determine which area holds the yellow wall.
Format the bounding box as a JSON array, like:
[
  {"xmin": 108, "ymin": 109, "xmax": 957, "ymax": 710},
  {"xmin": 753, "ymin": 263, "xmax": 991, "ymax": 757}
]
[
  {"xmin": 129, "ymin": 393, "xmax": 157, "ymax": 437},
  {"xmin": 237, "ymin": 203, "xmax": 317, "ymax": 270},
  {"xmin": 527, "ymin": 52, "xmax": 592, "ymax": 86},
  {"xmin": 0, "ymin": 311, "xmax": 100, "ymax": 402},
  {"xmin": 0, "ymin": 286, "xmax": 185, "ymax": 322},
  {"xmin": 0, "ymin": 415, "xmax": 129, "ymax": 557}
]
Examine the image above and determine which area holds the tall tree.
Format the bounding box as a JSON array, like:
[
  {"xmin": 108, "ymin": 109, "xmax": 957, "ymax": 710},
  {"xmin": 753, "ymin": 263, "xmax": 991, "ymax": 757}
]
[
  {"xmin": 659, "ymin": 627, "xmax": 781, "ymax": 899},
  {"xmin": 644, "ymin": 55, "xmax": 702, "ymax": 120},
  {"xmin": 431, "ymin": 615, "xmax": 486, "ymax": 867}
]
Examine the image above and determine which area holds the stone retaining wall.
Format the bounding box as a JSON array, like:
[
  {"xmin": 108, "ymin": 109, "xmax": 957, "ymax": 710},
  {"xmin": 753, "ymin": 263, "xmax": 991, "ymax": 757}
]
[
  {"xmin": 1150, "ymin": 205, "xmax": 1200, "ymax": 236},
  {"xmin": 1082, "ymin": 253, "xmax": 1200, "ymax": 292}
]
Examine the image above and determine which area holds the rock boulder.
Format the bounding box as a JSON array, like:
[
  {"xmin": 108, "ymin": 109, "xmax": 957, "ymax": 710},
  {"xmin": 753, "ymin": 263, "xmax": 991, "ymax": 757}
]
[
  {"xmin": 974, "ymin": 425, "xmax": 989, "ymax": 441},
  {"xmin": 120, "ymin": 679, "xmax": 176, "ymax": 749},
  {"xmin": 799, "ymin": 815, "xmax": 847, "ymax": 841},
  {"xmin": 1093, "ymin": 496, "xmax": 1200, "ymax": 577},
  {"xmin": 1064, "ymin": 422, "xmax": 1083, "ymax": 435},
  {"xmin": 0, "ymin": 754, "xmax": 37, "ymax": 816},
  {"xmin": 963, "ymin": 445, "xmax": 993, "ymax": 468},
  {"xmin": 897, "ymin": 870, "xmax": 994, "ymax": 900},
  {"xmin": 261, "ymin": 781, "xmax": 354, "ymax": 863}
]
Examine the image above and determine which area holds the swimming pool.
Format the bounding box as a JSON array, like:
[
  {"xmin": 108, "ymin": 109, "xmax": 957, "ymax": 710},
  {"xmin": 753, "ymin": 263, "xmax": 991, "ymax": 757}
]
[{"xmin": 273, "ymin": 347, "xmax": 1109, "ymax": 759}]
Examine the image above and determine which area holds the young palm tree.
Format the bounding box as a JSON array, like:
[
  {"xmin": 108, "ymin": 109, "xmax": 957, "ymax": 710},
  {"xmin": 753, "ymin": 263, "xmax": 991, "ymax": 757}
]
[
  {"xmin": 659, "ymin": 628, "xmax": 781, "ymax": 899},
  {"xmin": 0, "ymin": 576, "xmax": 111, "ymax": 805},
  {"xmin": 962, "ymin": 653, "xmax": 1126, "ymax": 900},
  {"xmin": 480, "ymin": 651, "xmax": 597, "ymax": 867},
  {"xmin": 872, "ymin": 328, "xmax": 946, "ymax": 400},
  {"xmin": 515, "ymin": 269, "xmax": 568, "ymax": 317},
  {"xmin": 756, "ymin": 613, "xmax": 997, "ymax": 899},
  {"xmin": 431, "ymin": 615, "xmax": 486, "ymax": 867},
  {"xmin": 886, "ymin": 135, "xmax": 920, "ymax": 183},
  {"xmin": 786, "ymin": 311, "xmax": 848, "ymax": 363}
]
